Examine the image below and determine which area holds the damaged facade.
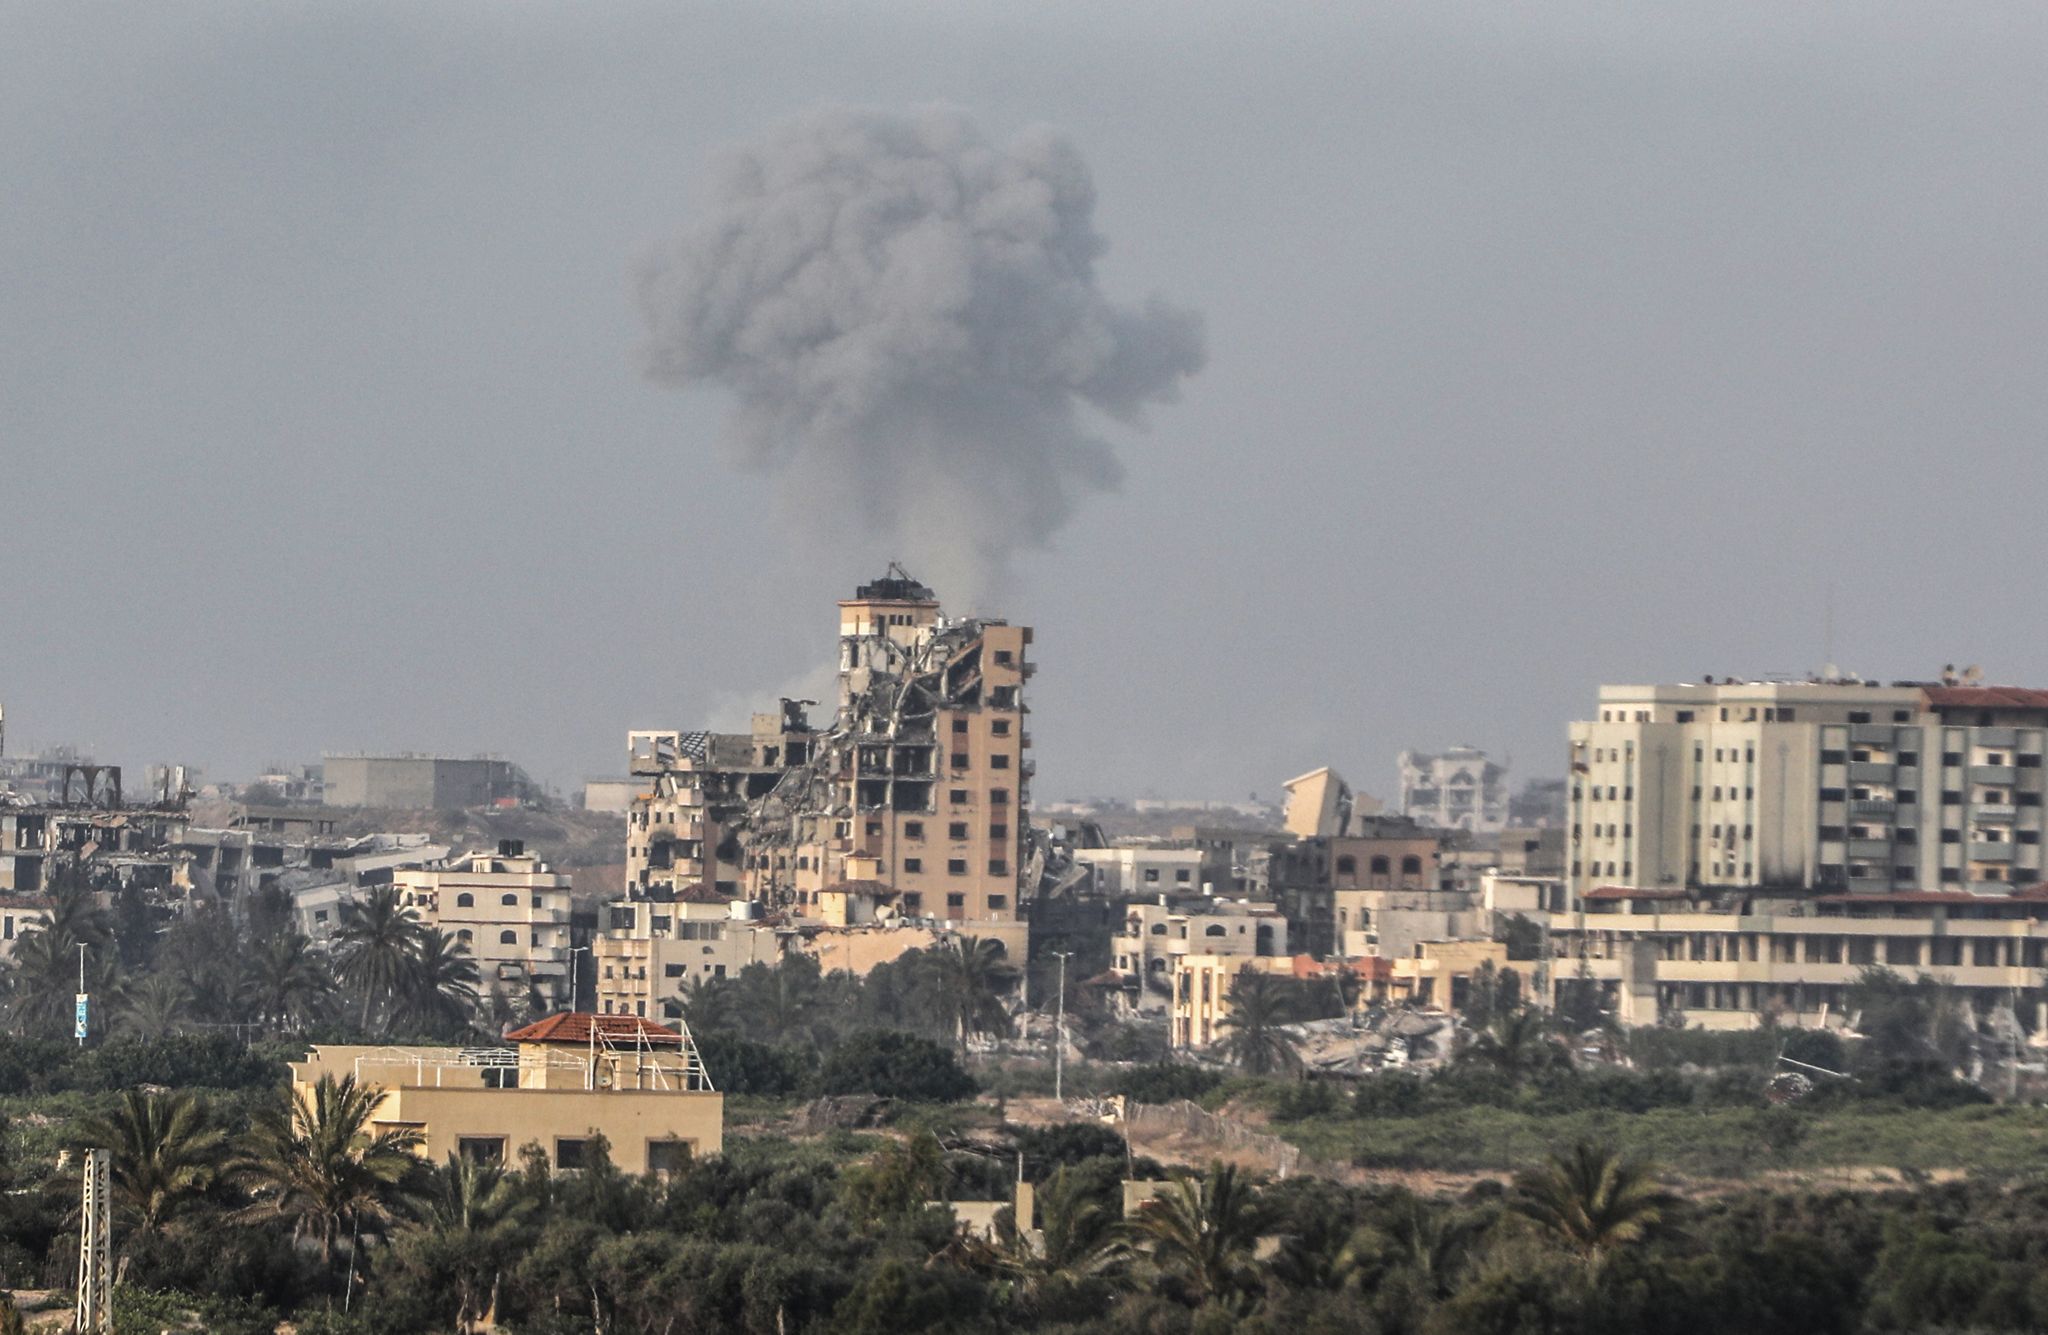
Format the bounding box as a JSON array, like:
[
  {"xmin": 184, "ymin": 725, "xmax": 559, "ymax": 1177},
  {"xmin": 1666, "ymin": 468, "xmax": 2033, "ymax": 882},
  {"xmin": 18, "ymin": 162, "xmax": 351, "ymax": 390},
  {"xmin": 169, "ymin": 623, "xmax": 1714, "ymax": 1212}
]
[{"xmin": 596, "ymin": 568, "xmax": 1036, "ymax": 1018}]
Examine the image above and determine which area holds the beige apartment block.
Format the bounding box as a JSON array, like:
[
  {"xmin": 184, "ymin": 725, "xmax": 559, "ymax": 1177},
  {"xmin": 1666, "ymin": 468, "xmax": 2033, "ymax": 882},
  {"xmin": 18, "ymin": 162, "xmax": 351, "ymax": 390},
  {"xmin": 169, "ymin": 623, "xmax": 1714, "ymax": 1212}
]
[
  {"xmin": 394, "ymin": 842, "xmax": 573, "ymax": 1009},
  {"xmin": 1568, "ymin": 680, "xmax": 2048, "ymax": 905},
  {"xmin": 289, "ymin": 1012, "xmax": 722, "ymax": 1174},
  {"xmin": 1170, "ymin": 953, "xmax": 1297, "ymax": 1049},
  {"xmin": 1387, "ymin": 939, "xmax": 1510, "ymax": 1014},
  {"xmin": 1549, "ymin": 888, "xmax": 2048, "ymax": 1031},
  {"xmin": 1112, "ymin": 898, "xmax": 1289, "ymax": 1012}
]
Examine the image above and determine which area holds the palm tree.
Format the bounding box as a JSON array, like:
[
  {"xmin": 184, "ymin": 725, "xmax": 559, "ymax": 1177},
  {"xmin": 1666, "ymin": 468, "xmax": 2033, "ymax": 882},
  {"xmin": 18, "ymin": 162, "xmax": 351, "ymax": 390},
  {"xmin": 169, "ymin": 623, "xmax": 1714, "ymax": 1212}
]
[
  {"xmin": 1216, "ymin": 970, "xmax": 1302, "ymax": 1076},
  {"xmin": 73, "ymin": 1090, "xmax": 227, "ymax": 1236},
  {"xmin": 237, "ymin": 1073, "xmax": 422, "ymax": 1267},
  {"xmin": 1337, "ymin": 1201, "xmax": 1475, "ymax": 1298},
  {"xmin": 677, "ymin": 975, "xmax": 739, "ymax": 1035},
  {"xmin": 996, "ymin": 1164, "xmax": 1118, "ymax": 1290},
  {"xmin": 237, "ymin": 931, "xmax": 336, "ymax": 1032},
  {"xmin": 116, "ymin": 974, "xmax": 192, "ymax": 1041},
  {"xmin": 1464, "ymin": 1007, "xmax": 1561, "ymax": 1082},
  {"xmin": 1125, "ymin": 1163, "xmax": 1267, "ymax": 1306},
  {"xmin": 333, "ymin": 886, "xmax": 421, "ymax": 1034},
  {"xmin": 1511, "ymin": 1142, "xmax": 1673, "ymax": 1269},
  {"xmin": 403, "ymin": 1153, "xmax": 534, "ymax": 1329},
  {"xmin": 3, "ymin": 896, "xmax": 119, "ymax": 1038},
  {"xmin": 405, "ymin": 928, "xmax": 480, "ymax": 1037},
  {"xmin": 930, "ymin": 936, "xmax": 1019, "ymax": 1056}
]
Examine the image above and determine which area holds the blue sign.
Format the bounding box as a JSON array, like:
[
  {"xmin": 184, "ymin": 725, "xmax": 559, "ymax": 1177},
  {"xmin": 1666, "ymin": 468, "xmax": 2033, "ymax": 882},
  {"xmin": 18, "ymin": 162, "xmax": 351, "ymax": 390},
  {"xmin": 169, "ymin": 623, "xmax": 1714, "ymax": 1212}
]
[{"xmin": 74, "ymin": 994, "xmax": 88, "ymax": 1041}]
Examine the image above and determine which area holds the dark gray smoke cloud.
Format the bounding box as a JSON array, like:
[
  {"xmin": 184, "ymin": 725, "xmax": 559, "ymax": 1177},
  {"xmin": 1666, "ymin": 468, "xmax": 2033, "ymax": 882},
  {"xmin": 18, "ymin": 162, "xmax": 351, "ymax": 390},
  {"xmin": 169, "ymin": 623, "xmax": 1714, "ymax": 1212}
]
[{"xmin": 636, "ymin": 104, "xmax": 1205, "ymax": 600}]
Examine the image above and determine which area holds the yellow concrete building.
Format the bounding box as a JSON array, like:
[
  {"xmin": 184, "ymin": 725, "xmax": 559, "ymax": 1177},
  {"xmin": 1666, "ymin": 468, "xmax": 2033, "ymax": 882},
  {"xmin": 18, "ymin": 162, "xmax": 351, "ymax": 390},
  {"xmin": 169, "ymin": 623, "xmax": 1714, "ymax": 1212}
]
[
  {"xmin": 394, "ymin": 842, "xmax": 573, "ymax": 1009},
  {"xmin": 289, "ymin": 1013, "xmax": 722, "ymax": 1174}
]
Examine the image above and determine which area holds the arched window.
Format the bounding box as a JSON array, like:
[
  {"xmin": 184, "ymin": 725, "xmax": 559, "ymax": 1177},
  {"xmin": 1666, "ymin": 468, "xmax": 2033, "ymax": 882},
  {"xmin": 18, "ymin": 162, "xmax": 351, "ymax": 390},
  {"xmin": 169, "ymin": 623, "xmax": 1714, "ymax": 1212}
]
[
  {"xmin": 1369, "ymin": 856, "xmax": 1390, "ymax": 875},
  {"xmin": 501, "ymin": 893, "xmax": 519, "ymax": 906},
  {"xmin": 1400, "ymin": 855, "xmax": 1423, "ymax": 875},
  {"xmin": 1336, "ymin": 855, "xmax": 1357, "ymax": 876},
  {"xmin": 455, "ymin": 892, "xmax": 474, "ymax": 908},
  {"xmin": 1150, "ymin": 923, "xmax": 1168, "ymax": 935},
  {"xmin": 1204, "ymin": 924, "xmax": 1227, "ymax": 937},
  {"xmin": 457, "ymin": 929, "xmax": 473, "ymax": 943},
  {"xmin": 499, "ymin": 929, "xmax": 518, "ymax": 945}
]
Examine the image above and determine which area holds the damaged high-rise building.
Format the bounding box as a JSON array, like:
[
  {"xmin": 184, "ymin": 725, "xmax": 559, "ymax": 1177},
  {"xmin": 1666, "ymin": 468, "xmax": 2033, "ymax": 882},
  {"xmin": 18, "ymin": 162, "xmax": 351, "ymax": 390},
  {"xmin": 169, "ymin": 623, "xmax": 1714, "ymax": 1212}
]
[{"xmin": 601, "ymin": 568, "xmax": 1036, "ymax": 1016}]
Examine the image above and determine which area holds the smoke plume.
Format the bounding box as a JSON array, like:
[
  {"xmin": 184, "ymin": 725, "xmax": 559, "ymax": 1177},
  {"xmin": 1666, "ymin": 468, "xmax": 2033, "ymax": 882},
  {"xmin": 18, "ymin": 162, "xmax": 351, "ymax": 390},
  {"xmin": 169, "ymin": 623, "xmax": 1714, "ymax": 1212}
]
[{"xmin": 636, "ymin": 105, "xmax": 1205, "ymax": 601}]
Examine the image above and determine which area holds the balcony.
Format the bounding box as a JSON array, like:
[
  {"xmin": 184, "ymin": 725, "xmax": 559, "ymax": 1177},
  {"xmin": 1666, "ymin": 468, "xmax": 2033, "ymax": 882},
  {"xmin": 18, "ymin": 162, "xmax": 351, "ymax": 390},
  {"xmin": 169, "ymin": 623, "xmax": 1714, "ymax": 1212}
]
[
  {"xmin": 1848, "ymin": 839, "xmax": 1892, "ymax": 860},
  {"xmin": 1976, "ymin": 805, "xmax": 2017, "ymax": 824},
  {"xmin": 1849, "ymin": 762, "xmax": 1896, "ymax": 783},
  {"xmin": 1972, "ymin": 765, "xmax": 2018, "ymax": 785},
  {"xmin": 1852, "ymin": 799, "xmax": 1896, "ymax": 817},
  {"xmin": 1970, "ymin": 842, "xmax": 2016, "ymax": 862}
]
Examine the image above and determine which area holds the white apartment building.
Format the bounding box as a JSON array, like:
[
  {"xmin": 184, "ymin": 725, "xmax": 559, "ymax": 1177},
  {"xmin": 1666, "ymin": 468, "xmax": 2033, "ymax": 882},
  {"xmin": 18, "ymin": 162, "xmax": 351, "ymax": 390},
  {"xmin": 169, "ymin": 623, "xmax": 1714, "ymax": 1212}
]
[
  {"xmin": 1073, "ymin": 847, "xmax": 1208, "ymax": 898},
  {"xmin": 1568, "ymin": 680, "xmax": 2048, "ymax": 905},
  {"xmin": 1399, "ymin": 747, "xmax": 1509, "ymax": 832},
  {"xmin": 394, "ymin": 842, "xmax": 574, "ymax": 1009}
]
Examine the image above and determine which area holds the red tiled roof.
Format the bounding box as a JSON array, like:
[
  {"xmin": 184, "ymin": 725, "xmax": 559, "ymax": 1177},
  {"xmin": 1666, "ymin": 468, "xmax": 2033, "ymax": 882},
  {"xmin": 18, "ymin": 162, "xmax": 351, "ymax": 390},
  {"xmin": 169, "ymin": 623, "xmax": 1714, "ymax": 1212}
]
[
  {"xmin": 1923, "ymin": 686, "xmax": 2048, "ymax": 710},
  {"xmin": 503, "ymin": 1013, "xmax": 685, "ymax": 1046},
  {"xmin": 674, "ymin": 881, "xmax": 728, "ymax": 904}
]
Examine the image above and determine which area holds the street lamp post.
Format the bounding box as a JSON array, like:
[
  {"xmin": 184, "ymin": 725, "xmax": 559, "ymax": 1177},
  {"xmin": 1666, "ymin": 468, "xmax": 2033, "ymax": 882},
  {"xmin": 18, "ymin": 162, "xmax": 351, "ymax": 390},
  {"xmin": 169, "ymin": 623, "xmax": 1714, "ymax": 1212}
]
[
  {"xmin": 1051, "ymin": 950, "xmax": 1072, "ymax": 1103},
  {"xmin": 568, "ymin": 945, "xmax": 593, "ymax": 1013}
]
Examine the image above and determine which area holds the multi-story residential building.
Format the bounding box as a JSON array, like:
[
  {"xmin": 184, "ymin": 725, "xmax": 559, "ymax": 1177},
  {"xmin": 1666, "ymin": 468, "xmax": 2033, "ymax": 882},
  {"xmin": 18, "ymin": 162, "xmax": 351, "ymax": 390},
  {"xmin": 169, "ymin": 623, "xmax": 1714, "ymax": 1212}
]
[
  {"xmin": 395, "ymin": 842, "xmax": 574, "ymax": 1009},
  {"xmin": 614, "ymin": 567, "xmax": 1035, "ymax": 958},
  {"xmin": 1265, "ymin": 815, "xmax": 1445, "ymax": 957},
  {"xmin": 289, "ymin": 1012, "xmax": 721, "ymax": 1173},
  {"xmin": 0, "ymin": 768, "xmax": 189, "ymax": 897},
  {"xmin": 1567, "ymin": 679, "xmax": 2048, "ymax": 905},
  {"xmin": 1110, "ymin": 896, "xmax": 1289, "ymax": 1012},
  {"xmin": 1552, "ymin": 677, "xmax": 2048, "ymax": 1030},
  {"xmin": 1399, "ymin": 747, "xmax": 1509, "ymax": 832},
  {"xmin": 1073, "ymin": 847, "xmax": 1207, "ymax": 898}
]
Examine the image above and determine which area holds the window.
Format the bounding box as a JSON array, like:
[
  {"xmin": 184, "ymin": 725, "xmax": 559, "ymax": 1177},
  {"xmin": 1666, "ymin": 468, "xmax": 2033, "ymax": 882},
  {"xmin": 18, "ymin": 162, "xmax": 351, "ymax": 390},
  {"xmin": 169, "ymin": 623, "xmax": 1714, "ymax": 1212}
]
[
  {"xmin": 1676, "ymin": 710, "xmax": 1694, "ymax": 723},
  {"xmin": 947, "ymin": 893, "xmax": 965, "ymax": 909},
  {"xmin": 457, "ymin": 1136, "xmax": 505, "ymax": 1164},
  {"xmin": 991, "ymin": 788, "xmax": 1009, "ymax": 806},
  {"xmin": 953, "ymin": 718, "xmax": 969, "ymax": 734},
  {"xmin": 991, "ymin": 754, "xmax": 1011, "ymax": 770},
  {"xmin": 949, "ymin": 822, "xmax": 969, "ymax": 839},
  {"xmin": 1941, "ymin": 830, "xmax": 1960, "ymax": 844},
  {"xmin": 904, "ymin": 857, "xmax": 922, "ymax": 873},
  {"xmin": 455, "ymin": 892, "xmax": 474, "ymax": 908},
  {"xmin": 988, "ymin": 859, "xmax": 1008, "ymax": 875},
  {"xmin": 991, "ymin": 720, "xmax": 1011, "ymax": 736},
  {"xmin": 457, "ymin": 929, "xmax": 473, "ymax": 943},
  {"xmin": 555, "ymin": 1138, "xmax": 590, "ymax": 1171},
  {"xmin": 1820, "ymin": 751, "xmax": 1846, "ymax": 765},
  {"xmin": 499, "ymin": 930, "xmax": 518, "ymax": 945},
  {"xmin": 1943, "ymin": 752, "xmax": 1963, "ymax": 766},
  {"xmin": 1205, "ymin": 924, "xmax": 1227, "ymax": 937},
  {"xmin": 1892, "ymin": 710, "xmax": 1910, "ymax": 723},
  {"xmin": 501, "ymin": 893, "xmax": 518, "ymax": 907},
  {"xmin": 990, "ymin": 823, "xmax": 1008, "ymax": 840},
  {"xmin": 1369, "ymin": 856, "xmax": 1390, "ymax": 875},
  {"xmin": 1779, "ymin": 708, "xmax": 1796, "ymax": 721},
  {"xmin": 951, "ymin": 789, "xmax": 970, "ymax": 805},
  {"xmin": 994, "ymin": 650, "xmax": 1014, "ymax": 665},
  {"xmin": 1336, "ymin": 855, "xmax": 1357, "ymax": 875},
  {"xmin": 948, "ymin": 859, "xmax": 968, "ymax": 875},
  {"xmin": 1849, "ymin": 711, "xmax": 1871, "ymax": 724},
  {"xmin": 952, "ymin": 752, "xmax": 970, "ymax": 769},
  {"xmin": 1175, "ymin": 869, "xmax": 1191, "ymax": 883},
  {"xmin": 647, "ymin": 1140, "xmax": 692, "ymax": 1175},
  {"xmin": 1819, "ymin": 788, "xmax": 1845, "ymax": 802},
  {"xmin": 905, "ymin": 821, "xmax": 924, "ymax": 838},
  {"xmin": 865, "ymin": 821, "xmax": 882, "ymax": 837},
  {"xmin": 1400, "ymin": 855, "xmax": 1423, "ymax": 875},
  {"xmin": 1143, "ymin": 868, "xmax": 1160, "ymax": 883},
  {"xmin": 988, "ymin": 894, "xmax": 1008, "ymax": 909},
  {"xmin": 1898, "ymin": 753, "xmax": 1919, "ymax": 768},
  {"xmin": 1819, "ymin": 826, "xmax": 1845, "ymax": 841},
  {"xmin": 665, "ymin": 964, "xmax": 685, "ymax": 978},
  {"xmin": 1942, "ymin": 791, "xmax": 1962, "ymax": 805}
]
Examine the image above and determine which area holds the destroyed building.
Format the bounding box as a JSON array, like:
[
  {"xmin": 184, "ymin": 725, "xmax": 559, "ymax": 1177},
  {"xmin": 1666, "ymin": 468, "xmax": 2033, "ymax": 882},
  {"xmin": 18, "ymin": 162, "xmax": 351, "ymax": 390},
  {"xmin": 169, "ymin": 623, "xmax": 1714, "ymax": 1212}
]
[
  {"xmin": 0, "ymin": 763, "xmax": 191, "ymax": 897},
  {"xmin": 598, "ymin": 568, "xmax": 1036, "ymax": 1016}
]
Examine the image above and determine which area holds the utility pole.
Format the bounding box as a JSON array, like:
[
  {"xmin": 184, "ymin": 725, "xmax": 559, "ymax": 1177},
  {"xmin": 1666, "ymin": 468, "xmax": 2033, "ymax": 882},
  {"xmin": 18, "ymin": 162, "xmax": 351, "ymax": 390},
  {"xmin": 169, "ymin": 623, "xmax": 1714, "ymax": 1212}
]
[
  {"xmin": 75, "ymin": 942, "xmax": 89, "ymax": 1048},
  {"xmin": 76, "ymin": 1147, "xmax": 111, "ymax": 1332},
  {"xmin": 1051, "ymin": 950, "xmax": 1071, "ymax": 1103}
]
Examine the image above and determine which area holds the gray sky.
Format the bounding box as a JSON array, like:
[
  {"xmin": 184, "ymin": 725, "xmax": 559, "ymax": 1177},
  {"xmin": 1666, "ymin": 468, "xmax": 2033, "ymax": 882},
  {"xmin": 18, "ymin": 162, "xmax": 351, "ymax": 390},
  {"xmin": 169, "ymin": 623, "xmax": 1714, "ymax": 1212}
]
[{"xmin": 5, "ymin": 3, "xmax": 2046, "ymax": 806}]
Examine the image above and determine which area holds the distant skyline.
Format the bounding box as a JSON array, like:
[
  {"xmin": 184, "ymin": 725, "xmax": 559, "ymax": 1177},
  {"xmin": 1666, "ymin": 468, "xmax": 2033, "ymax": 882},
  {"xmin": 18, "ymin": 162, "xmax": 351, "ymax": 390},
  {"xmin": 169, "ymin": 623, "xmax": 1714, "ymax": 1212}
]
[{"xmin": 6, "ymin": 4, "xmax": 2046, "ymax": 805}]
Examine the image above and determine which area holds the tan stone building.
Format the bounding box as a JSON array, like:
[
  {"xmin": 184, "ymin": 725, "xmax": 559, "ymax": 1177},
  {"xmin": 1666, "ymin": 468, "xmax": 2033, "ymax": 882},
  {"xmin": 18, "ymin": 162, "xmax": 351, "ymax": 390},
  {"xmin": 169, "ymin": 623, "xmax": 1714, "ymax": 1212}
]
[
  {"xmin": 394, "ymin": 842, "xmax": 573, "ymax": 1009},
  {"xmin": 288, "ymin": 1012, "xmax": 722, "ymax": 1173}
]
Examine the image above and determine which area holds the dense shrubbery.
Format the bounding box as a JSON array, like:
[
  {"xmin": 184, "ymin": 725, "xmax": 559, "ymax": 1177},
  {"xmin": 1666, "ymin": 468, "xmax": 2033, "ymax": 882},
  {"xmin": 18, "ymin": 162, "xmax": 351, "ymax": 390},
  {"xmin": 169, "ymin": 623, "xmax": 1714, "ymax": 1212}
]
[
  {"xmin": 1111, "ymin": 1062, "xmax": 1225, "ymax": 1105},
  {"xmin": 817, "ymin": 1029, "xmax": 978, "ymax": 1102},
  {"xmin": 0, "ymin": 1034, "xmax": 283, "ymax": 1095}
]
